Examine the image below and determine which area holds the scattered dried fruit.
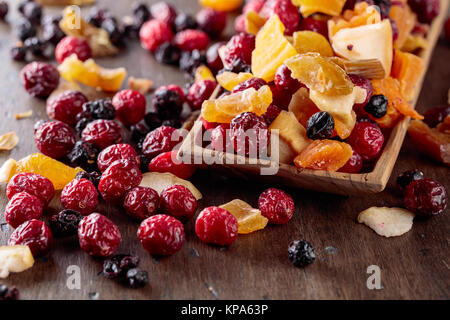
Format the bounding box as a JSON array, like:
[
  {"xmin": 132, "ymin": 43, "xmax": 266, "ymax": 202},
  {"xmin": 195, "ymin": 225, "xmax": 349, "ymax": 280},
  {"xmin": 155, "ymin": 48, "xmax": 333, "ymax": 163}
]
[
  {"xmin": 404, "ymin": 179, "xmax": 448, "ymax": 217},
  {"xmin": 195, "ymin": 206, "xmax": 238, "ymax": 246},
  {"xmin": 358, "ymin": 207, "xmax": 415, "ymax": 237},
  {"xmin": 139, "ymin": 172, "xmax": 202, "ymax": 200},
  {"xmin": 0, "ymin": 132, "xmax": 19, "ymax": 151},
  {"xmin": 14, "ymin": 111, "xmax": 33, "ymax": 120},
  {"xmin": 9, "ymin": 219, "xmax": 53, "ymax": 257},
  {"xmin": 220, "ymin": 199, "xmax": 268, "ymax": 234},
  {"xmin": 288, "ymin": 240, "xmax": 315, "ymax": 268},
  {"xmin": 0, "ymin": 246, "xmax": 34, "ymax": 279},
  {"xmin": 128, "ymin": 77, "xmax": 153, "ymax": 95}
]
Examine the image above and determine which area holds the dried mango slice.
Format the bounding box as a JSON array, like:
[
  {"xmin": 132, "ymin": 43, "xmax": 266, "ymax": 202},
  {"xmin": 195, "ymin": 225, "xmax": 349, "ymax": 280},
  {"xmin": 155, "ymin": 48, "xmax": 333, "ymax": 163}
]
[
  {"xmin": 216, "ymin": 71, "xmax": 254, "ymax": 91},
  {"xmin": 0, "ymin": 246, "xmax": 34, "ymax": 279},
  {"xmin": 220, "ymin": 199, "xmax": 268, "ymax": 234},
  {"xmin": 199, "ymin": 0, "xmax": 243, "ymax": 12},
  {"xmin": 293, "ymin": 0, "xmax": 346, "ymax": 17},
  {"xmin": 195, "ymin": 65, "xmax": 216, "ymax": 82},
  {"xmin": 245, "ymin": 10, "xmax": 266, "ymax": 36},
  {"xmin": 293, "ymin": 31, "xmax": 334, "ymax": 57},
  {"xmin": 294, "ymin": 139, "xmax": 352, "ymax": 171},
  {"xmin": 252, "ymin": 15, "xmax": 297, "ymax": 82},
  {"xmin": 391, "ymin": 50, "xmax": 425, "ymax": 101}
]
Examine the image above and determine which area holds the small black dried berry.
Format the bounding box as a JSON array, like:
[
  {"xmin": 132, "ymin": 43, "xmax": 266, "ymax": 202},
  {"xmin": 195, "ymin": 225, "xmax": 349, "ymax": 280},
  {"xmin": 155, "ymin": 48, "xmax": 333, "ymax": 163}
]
[
  {"xmin": 306, "ymin": 111, "xmax": 335, "ymax": 140},
  {"xmin": 75, "ymin": 118, "xmax": 93, "ymax": 135},
  {"xmin": 138, "ymin": 154, "xmax": 150, "ymax": 173},
  {"xmin": 82, "ymin": 98, "xmax": 116, "ymax": 120},
  {"xmin": 364, "ymin": 94, "xmax": 388, "ymax": 119},
  {"xmin": 102, "ymin": 18, "xmax": 124, "ymax": 47},
  {"xmin": 21, "ymin": 1, "xmax": 42, "ymax": 25},
  {"xmin": 49, "ymin": 209, "xmax": 84, "ymax": 237},
  {"xmin": 67, "ymin": 141, "xmax": 99, "ymax": 171},
  {"xmin": 102, "ymin": 254, "xmax": 140, "ymax": 279},
  {"xmin": 288, "ymin": 240, "xmax": 315, "ymax": 268},
  {"xmin": 130, "ymin": 122, "xmax": 151, "ymax": 143},
  {"xmin": 11, "ymin": 46, "xmax": 27, "ymax": 61},
  {"xmin": 23, "ymin": 37, "xmax": 45, "ymax": 56},
  {"xmin": 0, "ymin": 285, "xmax": 19, "ymax": 300},
  {"xmin": 161, "ymin": 119, "xmax": 182, "ymax": 129},
  {"xmin": 155, "ymin": 42, "xmax": 181, "ymax": 66},
  {"xmin": 179, "ymin": 49, "xmax": 206, "ymax": 77},
  {"xmin": 132, "ymin": 2, "xmax": 151, "ymax": 24},
  {"xmin": 87, "ymin": 7, "xmax": 110, "ymax": 28},
  {"xmin": 0, "ymin": 1, "xmax": 8, "ymax": 20},
  {"xmin": 17, "ymin": 19, "xmax": 36, "ymax": 41},
  {"xmin": 126, "ymin": 268, "xmax": 149, "ymax": 288},
  {"xmin": 42, "ymin": 22, "xmax": 65, "ymax": 46},
  {"xmin": 174, "ymin": 13, "xmax": 197, "ymax": 32},
  {"xmin": 152, "ymin": 89, "xmax": 183, "ymax": 120},
  {"xmin": 75, "ymin": 171, "xmax": 101, "ymax": 188},
  {"xmin": 144, "ymin": 112, "xmax": 162, "ymax": 131},
  {"xmin": 397, "ymin": 169, "xmax": 424, "ymax": 190}
]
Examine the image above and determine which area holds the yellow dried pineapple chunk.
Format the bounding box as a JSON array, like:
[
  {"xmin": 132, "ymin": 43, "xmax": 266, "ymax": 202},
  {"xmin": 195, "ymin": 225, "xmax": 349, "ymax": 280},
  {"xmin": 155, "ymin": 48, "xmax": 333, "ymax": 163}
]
[
  {"xmin": 293, "ymin": 31, "xmax": 334, "ymax": 57},
  {"xmin": 216, "ymin": 72, "xmax": 254, "ymax": 91},
  {"xmin": 293, "ymin": 0, "xmax": 346, "ymax": 17},
  {"xmin": 220, "ymin": 199, "xmax": 268, "ymax": 234}
]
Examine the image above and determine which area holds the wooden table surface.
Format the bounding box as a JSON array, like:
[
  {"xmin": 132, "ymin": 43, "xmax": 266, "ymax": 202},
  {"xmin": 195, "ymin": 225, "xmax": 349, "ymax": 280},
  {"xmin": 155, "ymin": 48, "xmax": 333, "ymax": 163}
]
[{"xmin": 0, "ymin": 0, "xmax": 449, "ymax": 300}]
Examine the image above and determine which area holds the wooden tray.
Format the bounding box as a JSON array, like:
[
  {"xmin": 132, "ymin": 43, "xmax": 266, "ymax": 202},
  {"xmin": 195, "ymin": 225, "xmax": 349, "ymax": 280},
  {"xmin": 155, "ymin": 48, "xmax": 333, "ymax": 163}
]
[{"xmin": 179, "ymin": 1, "xmax": 448, "ymax": 196}]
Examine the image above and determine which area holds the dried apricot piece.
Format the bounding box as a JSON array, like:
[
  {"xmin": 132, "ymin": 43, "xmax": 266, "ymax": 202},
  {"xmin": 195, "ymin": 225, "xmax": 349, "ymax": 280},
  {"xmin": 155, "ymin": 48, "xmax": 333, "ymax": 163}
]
[
  {"xmin": 390, "ymin": 2, "xmax": 416, "ymax": 49},
  {"xmin": 216, "ymin": 71, "xmax": 254, "ymax": 91},
  {"xmin": 391, "ymin": 50, "xmax": 425, "ymax": 101},
  {"xmin": 293, "ymin": 0, "xmax": 346, "ymax": 17},
  {"xmin": 219, "ymin": 199, "xmax": 268, "ymax": 234},
  {"xmin": 199, "ymin": 0, "xmax": 243, "ymax": 12},
  {"xmin": 293, "ymin": 31, "xmax": 334, "ymax": 57},
  {"xmin": 294, "ymin": 139, "xmax": 353, "ymax": 171}
]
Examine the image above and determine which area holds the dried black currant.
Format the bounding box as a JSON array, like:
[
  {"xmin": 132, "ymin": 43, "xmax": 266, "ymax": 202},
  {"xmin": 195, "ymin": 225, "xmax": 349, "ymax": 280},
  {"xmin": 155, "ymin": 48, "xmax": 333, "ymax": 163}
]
[
  {"xmin": 67, "ymin": 141, "xmax": 99, "ymax": 171},
  {"xmin": 144, "ymin": 112, "xmax": 162, "ymax": 131},
  {"xmin": 75, "ymin": 171, "xmax": 101, "ymax": 187},
  {"xmin": 397, "ymin": 169, "xmax": 424, "ymax": 190},
  {"xmin": 155, "ymin": 42, "xmax": 181, "ymax": 66},
  {"xmin": 174, "ymin": 13, "xmax": 197, "ymax": 32},
  {"xmin": 306, "ymin": 111, "xmax": 335, "ymax": 140},
  {"xmin": 49, "ymin": 209, "xmax": 84, "ymax": 237},
  {"xmin": 364, "ymin": 94, "xmax": 388, "ymax": 119},
  {"xmin": 126, "ymin": 268, "xmax": 148, "ymax": 288},
  {"xmin": 288, "ymin": 240, "xmax": 315, "ymax": 268},
  {"xmin": 82, "ymin": 98, "xmax": 116, "ymax": 120},
  {"xmin": 152, "ymin": 89, "xmax": 183, "ymax": 120}
]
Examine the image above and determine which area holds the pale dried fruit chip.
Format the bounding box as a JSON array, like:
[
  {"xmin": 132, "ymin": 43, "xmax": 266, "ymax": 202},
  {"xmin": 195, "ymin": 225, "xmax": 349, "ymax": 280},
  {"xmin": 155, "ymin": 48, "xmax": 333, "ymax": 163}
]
[
  {"xmin": 220, "ymin": 199, "xmax": 268, "ymax": 234},
  {"xmin": 128, "ymin": 77, "xmax": 153, "ymax": 95},
  {"xmin": 15, "ymin": 110, "xmax": 33, "ymax": 120},
  {"xmin": 245, "ymin": 10, "xmax": 266, "ymax": 36},
  {"xmin": 0, "ymin": 132, "xmax": 19, "ymax": 151},
  {"xmin": 0, "ymin": 245, "xmax": 34, "ymax": 279},
  {"xmin": 194, "ymin": 65, "xmax": 215, "ymax": 82},
  {"xmin": 357, "ymin": 207, "xmax": 415, "ymax": 237},
  {"xmin": 0, "ymin": 159, "xmax": 17, "ymax": 183},
  {"xmin": 140, "ymin": 172, "xmax": 202, "ymax": 200}
]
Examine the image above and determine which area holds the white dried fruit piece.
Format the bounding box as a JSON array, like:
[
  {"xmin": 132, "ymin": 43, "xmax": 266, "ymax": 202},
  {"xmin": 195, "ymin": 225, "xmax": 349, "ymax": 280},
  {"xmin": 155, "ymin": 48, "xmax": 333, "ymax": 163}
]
[
  {"xmin": 0, "ymin": 159, "xmax": 17, "ymax": 183},
  {"xmin": 0, "ymin": 245, "xmax": 35, "ymax": 279},
  {"xmin": 15, "ymin": 110, "xmax": 33, "ymax": 120},
  {"xmin": 140, "ymin": 172, "xmax": 202, "ymax": 200},
  {"xmin": 128, "ymin": 77, "xmax": 153, "ymax": 95},
  {"xmin": 220, "ymin": 199, "xmax": 268, "ymax": 234},
  {"xmin": 358, "ymin": 207, "xmax": 415, "ymax": 237},
  {"xmin": 0, "ymin": 132, "xmax": 19, "ymax": 151}
]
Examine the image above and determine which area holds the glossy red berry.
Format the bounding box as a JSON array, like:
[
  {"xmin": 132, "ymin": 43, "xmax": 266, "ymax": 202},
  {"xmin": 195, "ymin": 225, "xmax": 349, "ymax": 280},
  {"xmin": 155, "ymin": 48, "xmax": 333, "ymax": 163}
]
[
  {"xmin": 404, "ymin": 179, "xmax": 448, "ymax": 217},
  {"xmin": 338, "ymin": 149, "xmax": 363, "ymax": 173},
  {"xmin": 174, "ymin": 29, "xmax": 210, "ymax": 51},
  {"xmin": 97, "ymin": 143, "xmax": 140, "ymax": 172},
  {"xmin": 258, "ymin": 188, "xmax": 295, "ymax": 224},
  {"xmin": 187, "ymin": 80, "xmax": 217, "ymax": 110},
  {"xmin": 274, "ymin": 64, "xmax": 302, "ymax": 94},
  {"xmin": 224, "ymin": 33, "xmax": 255, "ymax": 68},
  {"xmin": 234, "ymin": 14, "xmax": 246, "ymax": 33},
  {"xmin": 81, "ymin": 119, "xmax": 123, "ymax": 150},
  {"xmin": 268, "ymin": 82, "xmax": 293, "ymax": 110},
  {"xmin": 206, "ymin": 42, "xmax": 225, "ymax": 73},
  {"xmin": 195, "ymin": 207, "xmax": 238, "ymax": 246},
  {"xmin": 196, "ymin": 8, "xmax": 227, "ymax": 37},
  {"xmin": 149, "ymin": 150, "xmax": 195, "ymax": 179},
  {"xmin": 78, "ymin": 213, "xmax": 121, "ymax": 257},
  {"xmin": 35, "ymin": 120, "xmax": 76, "ymax": 159},
  {"xmin": 55, "ymin": 36, "xmax": 92, "ymax": 64},
  {"xmin": 232, "ymin": 77, "xmax": 267, "ymax": 93},
  {"xmin": 201, "ymin": 116, "xmax": 219, "ymax": 130},
  {"xmin": 261, "ymin": 104, "xmax": 282, "ymax": 125},
  {"xmin": 261, "ymin": 0, "xmax": 300, "ymax": 35},
  {"xmin": 142, "ymin": 126, "xmax": 183, "ymax": 159},
  {"xmin": 230, "ymin": 112, "xmax": 270, "ymax": 157},
  {"xmin": 20, "ymin": 62, "xmax": 59, "ymax": 99},
  {"xmin": 9, "ymin": 220, "xmax": 53, "ymax": 257},
  {"xmin": 150, "ymin": 1, "xmax": 177, "ymax": 27},
  {"xmin": 61, "ymin": 179, "xmax": 98, "ymax": 216},
  {"xmin": 347, "ymin": 121, "xmax": 384, "ymax": 162},
  {"xmin": 124, "ymin": 186, "xmax": 160, "ymax": 220},
  {"xmin": 137, "ymin": 214, "xmax": 185, "ymax": 256},
  {"xmin": 7, "ymin": 173, "xmax": 54, "ymax": 206},
  {"xmin": 298, "ymin": 17, "xmax": 328, "ymax": 38},
  {"xmin": 210, "ymin": 123, "xmax": 233, "ymax": 152},
  {"xmin": 160, "ymin": 185, "xmax": 198, "ymax": 220},
  {"xmin": 112, "ymin": 89, "xmax": 146, "ymax": 126},
  {"xmin": 139, "ymin": 19, "xmax": 174, "ymax": 52},
  {"xmin": 5, "ymin": 192, "xmax": 44, "ymax": 228},
  {"xmin": 46, "ymin": 90, "xmax": 88, "ymax": 125}
]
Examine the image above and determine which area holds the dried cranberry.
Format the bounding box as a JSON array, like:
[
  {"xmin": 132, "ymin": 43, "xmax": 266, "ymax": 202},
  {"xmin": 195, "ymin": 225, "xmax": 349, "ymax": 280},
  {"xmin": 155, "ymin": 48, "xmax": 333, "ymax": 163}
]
[
  {"xmin": 232, "ymin": 77, "xmax": 267, "ymax": 93},
  {"xmin": 234, "ymin": 14, "xmax": 246, "ymax": 33},
  {"xmin": 174, "ymin": 29, "xmax": 210, "ymax": 52},
  {"xmin": 288, "ymin": 240, "xmax": 315, "ymax": 268},
  {"xmin": 139, "ymin": 19, "xmax": 174, "ymax": 52},
  {"xmin": 46, "ymin": 91, "xmax": 88, "ymax": 125},
  {"xmin": 306, "ymin": 111, "xmax": 335, "ymax": 140},
  {"xmin": 49, "ymin": 209, "xmax": 83, "ymax": 237},
  {"xmin": 201, "ymin": 116, "xmax": 219, "ymax": 130},
  {"xmin": 423, "ymin": 105, "xmax": 450, "ymax": 128},
  {"xmin": 206, "ymin": 42, "xmax": 225, "ymax": 73},
  {"xmin": 268, "ymin": 82, "xmax": 293, "ymax": 110},
  {"xmin": 5, "ymin": 192, "xmax": 43, "ymax": 228},
  {"xmin": 102, "ymin": 254, "xmax": 140, "ymax": 279},
  {"xmin": 261, "ymin": 0, "xmax": 299, "ymax": 35},
  {"xmin": 20, "ymin": 62, "xmax": 59, "ymax": 99},
  {"xmin": 98, "ymin": 159, "xmax": 142, "ymax": 205},
  {"xmin": 35, "ymin": 120, "xmax": 76, "ymax": 159},
  {"xmin": 195, "ymin": 207, "xmax": 238, "ymax": 246},
  {"xmin": 67, "ymin": 141, "xmax": 99, "ymax": 172},
  {"xmin": 408, "ymin": 0, "xmax": 440, "ymax": 24},
  {"xmin": 210, "ymin": 123, "xmax": 233, "ymax": 152},
  {"xmin": 160, "ymin": 185, "xmax": 197, "ymax": 220},
  {"xmin": 174, "ymin": 13, "xmax": 197, "ymax": 32},
  {"xmin": 81, "ymin": 120, "xmax": 123, "ymax": 150},
  {"xmin": 156, "ymin": 84, "xmax": 185, "ymax": 102},
  {"xmin": 258, "ymin": 188, "xmax": 295, "ymax": 224},
  {"xmin": 9, "ymin": 220, "xmax": 52, "ymax": 257},
  {"xmin": 144, "ymin": 112, "xmax": 163, "ymax": 131},
  {"xmin": 150, "ymin": 1, "xmax": 177, "ymax": 27},
  {"xmin": 349, "ymin": 74, "xmax": 374, "ymax": 115},
  {"xmin": 138, "ymin": 214, "xmax": 185, "ymax": 255},
  {"xmin": 155, "ymin": 42, "xmax": 181, "ymax": 65},
  {"xmin": 338, "ymin": 149, "xmax": 363, "ymax": 173},
  {"xmin": 243, "ymin": 0, "xmax": 265, "ymax": 13},
  {"xmin": 152, "ymin": 88, "xmax": 183, "ymax": 120},
  {"xmin": 298, "ymin": 17, "xmax": 328, "ymax": 38},
  {"xmin": 97, "ymin": 143, "xmax": 140, "ymax": 172},
  {"xmin": 404, "ymin": 179, "xmax": 448, "ymax": 217},
  {"xmin": 364, "ymin": 95, "xmax": 388, "ymax": 119},
  {"xmin": 187, "ymin": 80, "xmax": 217, "ymax": 110},
  {"xmin": 149, "ymin": 150, "xmax": 195, "ymax": 179},
  {"xmin": 196, "ymin": 8, "xmax": 227, "ymax": 38},
  {"xmin": 126, "ymin": 268, "xmax": 149, "ymax": 288},
  {"xmin": 274, "ymin": 64, "xmax": 302, "ymax": 94},
  {"xmin": 7, "ymin": 172, "xmax": 54, "ymax": 206},
  {"xmin": 230, "ymin": 112, "xmax": 270, "ymax": 157},
  {"xmin": 224, "ymin": 33, "xmax": 255, "ymax": 68},
  {"xmin": 61, "ymin": 179, "xmax": 98, "ymax": 216},
  {"xmin": 111, "ymin": 89, "xmax": 146, "ymax": 126},
  {"xmin": 78, "ymin": 213, "xmax": 121, "ymax": 257},
  {"xmin": 397, "ymin": 169, "xmax": 424, "ymax": 190},
  {"xmin": 75, "ymin": 171, "xmax": 101, "ymax": 188},
  {"xmin": 55, "ymin": 36, "xmax": 92, "ymax": 64},
  {"xmin": 124, "ymin": 186, "xmax": 160, "ymax": 220},
  {"xmin": 0, "ymin": 1, "xmax": 8, "ymax": 20},
  {"xmin": 347, "ymin": 121, "xmax": 384, "ymax": 162},
  {"xmin": 261, "ymin": 104, "xmax": 282, "ymax": 125}
]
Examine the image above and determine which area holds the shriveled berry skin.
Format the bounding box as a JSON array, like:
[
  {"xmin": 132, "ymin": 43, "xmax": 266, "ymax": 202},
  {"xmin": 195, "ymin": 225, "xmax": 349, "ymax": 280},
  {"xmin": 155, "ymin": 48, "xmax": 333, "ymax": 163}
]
[
  {"xmin": 210, "ymin": 123, "xmax": 233, "ymax": 152},
  {"xmin": 35, "ymin": 120, "xmax": 76, "ymax": 159},
  {"xmin": 180, "ymin": 49, "xmax": 207, "ymax": 76},
  {"xmin": 152, "ymin": 88, "xmax": 183, "ymax": 120},
  {"xmin": 102, "ymin": 254, "xmax": 140, "ymax": 279},
  {"xmin": 404, "ymin": 179, "xmax": 448, "ymax": 217},
  {"xmin": 206, "ymin": 42, "xmax": 225, "ymax": 73},
  {"xmin": 174, "ymin": 13, "xmax": 197, "ymax": 32},
  {"xmin": 364, "ymin": 95, "xmax": 388, "ymax": 119},
  {"xmin": 82, "ymin": 98, "xmax": 116, "ymax": 120},
  {"xmin": 274, "ymin": 64, "xmax": 302, "ymax": 94},
  {"xmin": 298, "ymin": 17, "xmax": 328, "ymax": 38},
  {"xmin": 139, "ymin": 19, "xmax": 174, "ymax": 52},
  {"xmin": 258, "ymin": 188, "xmax": 295, "ymax": 224},
  {"xmin": 156, "ymin": 84, "xmax": 185, "ymax": 103},
  {"xmin": 195, "ymin": 207, "xmax": 238, "ymax": 246},
  {"xmin": 160, "ymin": 185, "xmax": 198, "ymax": 220},
  {"xmin": 187, "ymin": 80, "xmax": 217, "ymax": 110},
  {"xmin": 261, "ymin": 104, "xmax": 282, "ymax": 125},
  {"xmin": 174, "ymin": 29, "xmax": 210, "ymax": 52},
  {"xmin": 306, "ymin": 111, "xmax": 335, "ymax": 140},
  {"xmin": 346, "ymin": 121, "xmax": 384, "ymax": 162},
  {"xmin": 155, "ymin": 42, "xmax": 181, "ymax": 65},
  {"xmin": 78, "ymin": 213, "xmax": 121, "ymax": 257},
  {"xmin": 423, "ymin": 105, "xmax": 450, "ymax": 128},
  {"xmin": 231, "ymin": 77, "xmax": 267, "ymax": 93},
  {"xmin": 49, "ymin": 209, "xmax": 83, "ymax": 237},
  {"xmin": 76, "ymin": 171, "xmax": 101, "ymax": 188},
  {"xmin": 338, "ymin": 149, "xmax": 363, "ymax": 173},
  {"xmin": 261, "ymin": 0, "xmax": 300, "ymax": 35},
  {"xmin": 149, "ymin": 150, "xmax": 195, "ymax": 179},
  {"xmin": 55, "ymin": 36, "xmax": 92, "ymax": 64},
  {"xmin": 126, "ymin": 268, "xmax": 149, "ymax": 288},
  {"xmin": 7, "ymin": 173, "xmax": 54, "ymax": 206},
  {"xmin": 288, "ymin": 240, "xmax": 315, "ymax": 268},
  {"xmin": 142, "ymin": 126, "xmax": 183, "ymax": 159},
  {"xmin": 150, "ymin": 1, "xmax": 177, "ymax": 27},
  {"xmin": 124, "ymin": 186, "xmax": 160, "ymax": 220},
  {"xmin": 81, "ymin": 120, "xmax": 123, "ymax": 150},
  {"xmin": 408, "ymin": 0, "xmax": 440, "ymax": 24},
  {"xmin": 67, "ymin": 141, "xmax": 99, "ymax": 172},
  {"xmin": 268, "ymin": 82, "xmax": 293, "ymax": 110},
  {"xmin": 61, "ymin": 179, "xmax": 98, "ymax": 216},
  {"xmin": 97, "ymin": 143, "xmax": 140, "ymax": 172},
  {"xmin": 112, "ymin": 90, "xmax": 146, "ymax": 126},
  {"xmin": 46, "ymin": 91, "xmax": 88, "ymax": 125},
  {"xmin": 230, "ymin": 112, "xmax": 270, "ymax": 157},
  {"xmin": 137, "ymin": 214, "xmax": 185, "ymax": 255},
  {"xmin": 5, "ymin": 192, "xmax": 44, "ymax": 228},
  {"xmin": 397, "ymin": 169, "xmax": 424, "ymax": 191},
  {"xmin": 9, "ymin": 220, "xmax": 53, "ymax": 257},
  {"xmin": 224, "ymin": 33, "xmax": 255, "ymax": 68},
  {"xmin": 196, "ymin": 8, "xmax": 227, "ymax": 38},
  {"xmin": 20, "ymin": 62, "xmax": 59, "ymax": 99}
]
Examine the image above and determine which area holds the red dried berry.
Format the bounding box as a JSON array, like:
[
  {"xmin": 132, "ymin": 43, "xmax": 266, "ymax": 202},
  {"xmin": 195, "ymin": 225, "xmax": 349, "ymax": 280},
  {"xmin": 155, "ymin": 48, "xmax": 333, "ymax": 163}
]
[
  {"xmin": 423, "ymin": 105, "xmax": 450, "ymax": 128},
  {"xmin": 174, "ymin": 29, "xmax": 210, "ymax": 52},
  {"xmin": 274, "ymin": 64, "xmax": 303, "ymax": 94},
  {"xmin": 20, "ymin": 62, "xmax": 59, "ymax": 99},
  {"xmin": 150, "ymin": 1, "xmax": 177, "ymax": 26},
  {"xmin": 97, "ymin": 143, "xmax": 140, "ymax": 172},
  {"xmin": 349, "ymin": 74, "xmax": 374, "ymax": 115},
  {"xmin": 234, "ymin": 14, "xmax": 247, "ymax": 33},
  {"xmin": 98, "ymin": 159, "xmax": 142, "ymax": 205},
  {"xmin": 142, "ymin": 126, "xmax": 183, "ymax": 159},
  {"xmin": 139, "ymin": 19, "xmax": 174, "ymax": 52},
  {"xmin": 46, "ymin": 90, "xmax": 88, "ymax": 125},
  {"xmin": 81, "ymin": 119, "xmax": 123, "ymax": 150},
  {"xmin": 261, "ymin": 0, "xmax": 300, "ymax": 35},
  {"xmin": 112, "ymin": 89, "xmax": 146, "ymax": 126},
  {"xmin": 9, "ymin": 220, "xmax": 53, "ymax": 257},
  {"xmin": 261, "ymin": 104, "xmax": 282, "ymax": 125},
  {"xmin": 35, "ymin": 120, "xmax": 76, "ymax": 159},
  {"xmin": 338, "ymin": 148, "xmax": 363, "ymax": 173},
  {"xmin": 196, "ymin": 8, "xmax": 227, "ymax": 38},
  {"xmin": 224, "ymin": 33, "xmax": 255, "ymax": 67},
  {"xmin": 408, "ymin": 0, "xmax": 440, "ymax": 24},
  {"xmin": 258, "ymin": 187, "xmax": 295, "ymax": 224},
  {"xmin": 231, "ymin": 77, "xmax": 267, "ymax": 93},
  {"xmin": 156, "ymin": 84, "xmax": 185, "ymax": 102},
  {"xmin": 243, "ymin": 0, "xmax": 265, "ymax": 13},
  {"xmin": 187, "ymin": 80, "xmax": 217, "ymax": 110},
  {"xmin": 404, "ymin": 179, "xmax": 448, "ymax": 217},
  {"xmin": 195, "ymin": 207, "xmax": 238, "ymax": 246},
  {"xmin": 7, "ymin": 173, "xmax": 54, "ymax": 206},
  {"xmin": 160, "ymin": 185, "xmax": 198, "ymax": 220},
  {"xmin": 137, "ymin": 214, "xmax": 185, "ymax": 255},
  {"xmin": 55, "ymin": 36, "xmax": 92, "ymax": 64},
  {"xmin": 298, "ymin": 17, "xmax": 328, "ymax": 38},
  {"xmin": 230, "ymin": 111, "xmax": 270, "ymax": 157},
  {"xmin": 268, "ymin": 82, "xmax": 293, "ymax": 110},
  {"xmin": 149, "ymin": 150, "xmax": 195, "ymax": 179},
  {"xmin": 346, "ymin": 121, "xmax": 384, "ymax": 162},
  {"xmin": 78, "ymin": 213, "xmax": 121, "ymax": 257},
  {"xmin": 206, "ymin": 42, "xmax": 225, "ymax": 73},
  {"xmin": 124, "ymin": 186, "xmax": 160, "ymax": 220},
  {"xmin": 61, "ymin": 179, "xmax": 98, "ymax": 216},
  {"xmin": 210, "ymin": 123, "xmax": 233, "ymax": 152},
  {"xmin": 5, "ymin": 192, "xmax": 44, "ymax": 228},
  {"xmin": 201, "ymin": 116, "xmax": 219, "ymax": 130}
]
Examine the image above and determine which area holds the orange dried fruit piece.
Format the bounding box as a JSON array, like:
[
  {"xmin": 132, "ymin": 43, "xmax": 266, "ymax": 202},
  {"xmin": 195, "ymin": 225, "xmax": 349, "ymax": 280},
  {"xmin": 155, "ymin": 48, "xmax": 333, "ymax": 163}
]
[
  {"xmin": 245, "ymin": 10, "xmax": 266, "ymax": 36},
  {"xmin": 285, "ymin": 53, "xmax": 354, "ymax": 96},
  {"xmin": 201, "ymin": 86, "xmax": 272, "ymax": 123},
  {"xmin": 220, "ymin": 199, "xmax": 268, "ymax": 234},
  {"xmin": 199, "ymin": 0, "xmax": 243, "ymax": 12},
  {"xmin": 391, "ymin": 50, "xmax": 425, "ymax": 101},
  {"xmin": 293, "ymin": 31, "xmax": 334, "ymax": 57},
  {"xmin": 194, "ymin": 65, "xmax": 216, "ymax": 82},
  {"xmin": 334, "ymin": 112, "xmax": 356, "ymax": 139},
  {"xmin": 390, "ymin": 1, "xmax": 416, "ymax": 49},
  {"xmin": 216, "ymin": 71, "xmax": 254, "ymax": 91},
  {"xmin": 288, "ymin": 87, "xmax": 320, "ymax": 128},
  {"xmin": 252, "ymin": 15, "xmax": 298, "ymax": 82},
  {"xmin": 294, "ymin": 139, "xmax": 353, "ymax": 171},
  {"xmin": 0, "ymin": 153, "xmax": 83, "ymax": 190},
  {"xmin": 328, "ymin": 2, "xmax": 381, "ymax": 37},
  {"xmin": 293, "ymin": 0, "xmax": 346, "ymax": 17}
]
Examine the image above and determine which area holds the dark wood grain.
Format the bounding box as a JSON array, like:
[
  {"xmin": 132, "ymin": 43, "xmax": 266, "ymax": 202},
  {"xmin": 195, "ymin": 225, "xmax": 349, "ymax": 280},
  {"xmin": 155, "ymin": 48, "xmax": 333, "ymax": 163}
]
[{"xmin": 0, "ymin": 0, "xmax": 449, "ymax": 300}]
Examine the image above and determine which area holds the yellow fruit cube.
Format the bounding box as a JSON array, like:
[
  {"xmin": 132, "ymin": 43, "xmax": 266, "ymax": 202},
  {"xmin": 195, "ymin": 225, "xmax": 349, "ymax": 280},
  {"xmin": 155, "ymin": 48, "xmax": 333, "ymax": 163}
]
[
  {"xmin": 293, "ymin": 0, "xmax": 346, "ymax": 17},
  {"xmin": 220, "ymin": 199, "xmax": 268, "ymax": 234}
]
